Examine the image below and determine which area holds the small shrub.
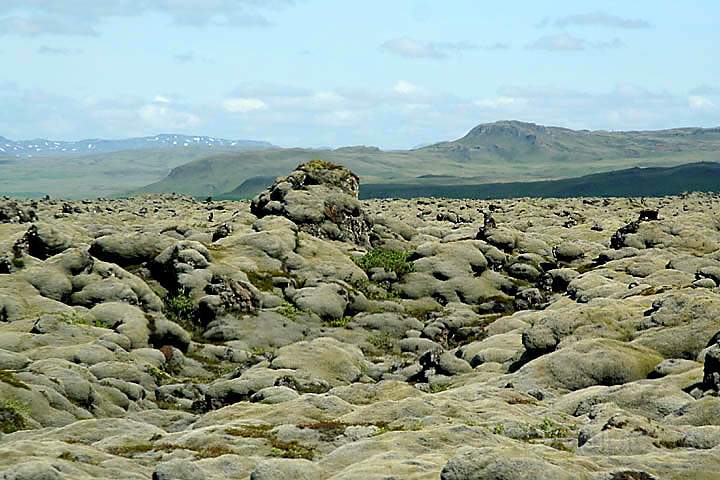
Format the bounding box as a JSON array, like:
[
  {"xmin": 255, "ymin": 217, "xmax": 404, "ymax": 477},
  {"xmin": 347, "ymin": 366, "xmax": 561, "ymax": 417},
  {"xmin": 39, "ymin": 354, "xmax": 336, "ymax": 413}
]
[
  {"xmin": 353, "ymin": 248, "xmax": 414, "ymax": 277},
  {"xmin": 165, "ymin": 292, "xmax": 196, "ymax": 324}
]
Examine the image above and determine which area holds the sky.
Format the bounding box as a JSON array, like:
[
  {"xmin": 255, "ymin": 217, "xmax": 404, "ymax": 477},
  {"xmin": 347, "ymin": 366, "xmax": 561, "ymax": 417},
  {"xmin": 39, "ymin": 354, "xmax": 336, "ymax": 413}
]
[{"xmin": 0, "ymin": 0, "xmax": 718, "ymax": 148}]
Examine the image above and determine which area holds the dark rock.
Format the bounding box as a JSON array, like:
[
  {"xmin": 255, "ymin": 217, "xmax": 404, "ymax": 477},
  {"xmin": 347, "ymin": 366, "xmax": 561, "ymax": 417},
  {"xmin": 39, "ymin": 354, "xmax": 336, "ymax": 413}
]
[
  {"xmin": 703, "ymin": 343, "xmax": 720, "ymax": 391},
  {"xmin": 251, "ymin": 160, "xmax": 373, "ymax": 246},
  {"xmin": 0, "ymin": 200, "xmax": 36, "ymax": 224}
]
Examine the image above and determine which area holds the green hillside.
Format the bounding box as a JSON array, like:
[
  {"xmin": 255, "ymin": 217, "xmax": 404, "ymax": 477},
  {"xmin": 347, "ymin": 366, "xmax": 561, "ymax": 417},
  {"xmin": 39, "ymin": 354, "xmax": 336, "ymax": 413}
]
[
  {"xmin": 137, "ymin": 121, "xmax": 720, "ymax": 198},
  {"xmin": 358, "ymin": 162, "xmax": 720, "ymax": 199},
  {"xmin": 0, "ymin": 146, "xmax": 264, "ymax": 199}
]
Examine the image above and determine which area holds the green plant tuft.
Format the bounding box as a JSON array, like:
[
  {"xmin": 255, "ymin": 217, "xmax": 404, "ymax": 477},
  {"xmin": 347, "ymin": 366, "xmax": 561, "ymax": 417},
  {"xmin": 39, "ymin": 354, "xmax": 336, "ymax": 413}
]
[
  {"xmin": 366, "ymin": 331, "xmax": 395, "ymax": 353},
  {"xmin": 324, "ymin": 316, "xmax": 352, "ymax": 328},
  {"xmin": 533, "ymin": 417, "xmax": 571, "ymax": 439},
  {"xmin": 277, "ymin": 301, "xmax": 303, "ymax": 319},
  {"xmin": 353, "ymin": 249, "xmax": 414, "ymax": 277},
  {"xmin": 165, "ymin": 292, "xmax": 196, "ymax": 324}
]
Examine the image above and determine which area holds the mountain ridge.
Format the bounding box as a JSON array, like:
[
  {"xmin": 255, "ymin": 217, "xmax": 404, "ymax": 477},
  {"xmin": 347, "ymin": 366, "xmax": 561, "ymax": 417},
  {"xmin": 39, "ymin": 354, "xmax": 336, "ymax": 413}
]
[
  {"xmin": 0, "ymin": 133, "xmax": 274, "ymax": 158},
  {"xmin": 136, "ymin": 120, "xmax": 720, "ymax": 197}
]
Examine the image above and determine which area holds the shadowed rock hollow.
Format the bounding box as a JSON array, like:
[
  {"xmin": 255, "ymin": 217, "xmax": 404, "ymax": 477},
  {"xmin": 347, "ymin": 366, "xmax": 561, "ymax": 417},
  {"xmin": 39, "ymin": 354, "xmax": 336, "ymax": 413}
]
[{"xmin": 1, "ymin": 162, "xmax": 720, "ymax": 479}]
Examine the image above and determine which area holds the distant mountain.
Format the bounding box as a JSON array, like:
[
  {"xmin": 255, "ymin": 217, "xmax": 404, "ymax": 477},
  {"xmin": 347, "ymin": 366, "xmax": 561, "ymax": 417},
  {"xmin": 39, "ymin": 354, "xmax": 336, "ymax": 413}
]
[
  {"xmin": 0, "ymin": 133, "xmax": 273, "ymax": 158},
  {"xmin": 359, "ymin": 162, "xmax": 720, "ymax": 199},
  {"xmin": 422, "ymin": 120, "xmax": 720, "ymax": 163},
  {"xmin": 137, "ymin": 121, "xmax": 720, "ymax": 198}
]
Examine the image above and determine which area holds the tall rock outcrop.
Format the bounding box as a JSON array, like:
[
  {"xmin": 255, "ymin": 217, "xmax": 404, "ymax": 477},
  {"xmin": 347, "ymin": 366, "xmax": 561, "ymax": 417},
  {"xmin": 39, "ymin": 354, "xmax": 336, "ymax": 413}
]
[{"xmin": 251, "ymin": 160, "xmax": 373, "ymax": 246}]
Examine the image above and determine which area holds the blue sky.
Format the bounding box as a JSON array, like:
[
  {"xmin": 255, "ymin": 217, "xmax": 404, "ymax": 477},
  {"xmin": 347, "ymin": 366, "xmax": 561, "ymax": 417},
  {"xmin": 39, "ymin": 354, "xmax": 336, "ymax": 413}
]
[{"xmin": 0, "ymin": 0, "xmax": 718, "ymax": 148}]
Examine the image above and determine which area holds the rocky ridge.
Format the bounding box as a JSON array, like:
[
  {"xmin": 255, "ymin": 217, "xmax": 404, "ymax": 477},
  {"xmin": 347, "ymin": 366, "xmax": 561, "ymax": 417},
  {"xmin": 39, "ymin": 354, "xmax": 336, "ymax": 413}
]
[{"xmin": 1, "ymin": 161, "xmax": 720, "ymax": 479}]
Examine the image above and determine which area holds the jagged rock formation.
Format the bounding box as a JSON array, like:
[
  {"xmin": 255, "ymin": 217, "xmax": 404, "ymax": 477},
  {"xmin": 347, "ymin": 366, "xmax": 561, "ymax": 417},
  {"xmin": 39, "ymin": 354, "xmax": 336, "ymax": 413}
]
[
  {"xmin": 251, "ymin": 160, "xmax": 373, "ymax": 246},
  {"xmin": 1, "ymin": 171, "xmax": 720, "ymax": 479}
]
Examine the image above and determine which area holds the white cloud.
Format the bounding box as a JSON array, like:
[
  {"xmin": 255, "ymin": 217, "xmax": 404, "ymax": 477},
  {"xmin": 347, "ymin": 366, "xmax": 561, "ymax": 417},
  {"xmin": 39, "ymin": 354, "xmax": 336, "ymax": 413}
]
[
  {"xmin": 222, "ymin": 97, "xmax": 268, "ymax": 113},
  {"xmin": 689, "ymin": 95, "xmax": 716, "ymax": 111},
  {"xmin": 153, "ymin": 95, "xmax": 171, "ymax": 104},
  {"xmin": 381, "ymin": 37, "xmax": 446, "ymax": 59},
  {"xmin": 380, "ymin": 37, "xmax": 503, "ymax": 59},
  {"xmin": 394, "ymin": 80, "xmax": 424, "ymax": 96},
  {"xmin": 138, "ymin": 104, "xmax": 200, "ymax": 129},
  {"xmin": 474, "ymin": 96, "xmax": 527, "ymax": 109},
  {"xmin": 36, "ymin": 45, "xmax": 83, "ymax": 55},
  {"xmin": 528, "ymin": 34, "xmax": 587, "ymax": 51},
  {"xmin": 527, "ymin": 34, "xmax": 625, "ymax": 51},
  {"xmin": 0, "ymin": 15, "xmax": 97, "ymax": 36},
  {"xmin": 555, "ymin": 12, "xmax": 651, "ymax": 29},
  {"xmin": 2, "ymin": 80, "xmax": 717, "ymax": 149},
  {"xmin": 316, "ymin": 110, "xmax": 362, "ymax": 127},
  {"xmin": 0, "ymin": 0, "xmax": 295, "ymax": 35}
]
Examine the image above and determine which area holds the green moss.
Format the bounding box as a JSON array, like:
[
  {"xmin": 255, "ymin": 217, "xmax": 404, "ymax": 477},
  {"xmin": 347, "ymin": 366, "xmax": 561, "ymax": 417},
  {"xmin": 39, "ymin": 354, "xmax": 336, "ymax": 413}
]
[
  {"xmin": 58, "ymin": 311, "xmax": 104, "ymax": 328},
  {"xmin": 490, "ymin": 424, "xmax": 506, "ymax": 435},
  {"xmin": 196, "ymin": 445, "xmax": 234, "ymax": 458},
  {"xmin": 11, "ymin": 257, "xmax": 25, "ymax": 269},
  {"xmin": 546, "ymin": 439, "xmax": 575, "ymax": 452},
  {"xmin": 353, "ymin": 279, "xmax": 399, "ymax": 301},
  {"xmin": 304, "ymin": 159, "xmax": 341, "ymax": 171},
  {"xmin": 106, "ymin": 443, "xmax": 171, "ymax": 456},
  {"xmin": 426, "ymin": 383, "xmax": 452, "ymax": 393},
  {"xmin": 532, "ymin": 417, "xmax": 572, "ymax": 439},
  {"xmin": 352, "ymin": 248, "xmax": 414, "ymax": 277},
  {"xmin": 324, "ymin": 316, "xmax": 352, "ymax": 328},
  {"xmin": 58, "ymin": 451, "xmax": 77, "ymax": 462},
  {"xmin": 269, "ymin": 439, "xmax": 315, "ymax": 460},
  {"xmin": 225, "ymin": 424, "xmax": 274, "ymax": 438},
  {"xmin": 163, "ymin": 292, "xmax": 210, "ymax": 343},
  {"xmin": 366, "ymin": 331, "xmax": 395, "ymax": 353},
  {"xmin": 146, "ymin": 365, "xmax": 176, "ymax": 385},
  {"xmin": 0, "ymin": 370, "xmax": 30, "ymax": 390},
  {"xmin": 0, "ymin": 400, "xmax": 29, "ymax": 433},
  {"xmin": 246, "ymin": 271, "xmax": 276, "ymax": 292},
  {"xmin": 155, "ymin": 400, "xmax": 186, "ymax": 411},
  {"xmin": 226, "ymin": 423, "xmax": 314, "ymax": 459},
  {"xmin": 277, "ymin": 301, "xmax": 303, "ymax": 319}
]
